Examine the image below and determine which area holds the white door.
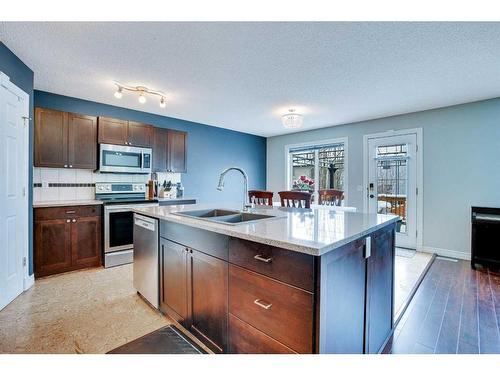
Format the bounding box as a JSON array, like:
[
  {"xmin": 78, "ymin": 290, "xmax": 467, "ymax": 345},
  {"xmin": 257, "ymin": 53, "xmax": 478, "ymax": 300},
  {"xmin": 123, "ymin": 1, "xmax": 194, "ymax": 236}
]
[
  {"xmin": 366, "ymin": 133, "xmax": 418, "ymax": 249},
  {"xmin": 0, "ymin": 72, "xmax": 29, "ymax": 310}
]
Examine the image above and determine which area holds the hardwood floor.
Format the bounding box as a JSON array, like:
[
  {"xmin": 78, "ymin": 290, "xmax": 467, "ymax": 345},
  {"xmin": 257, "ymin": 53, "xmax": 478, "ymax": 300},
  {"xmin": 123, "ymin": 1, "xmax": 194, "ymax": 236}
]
[{"xmin": 384, "ymin": 257, "xmax": 500, "ymax": 354}]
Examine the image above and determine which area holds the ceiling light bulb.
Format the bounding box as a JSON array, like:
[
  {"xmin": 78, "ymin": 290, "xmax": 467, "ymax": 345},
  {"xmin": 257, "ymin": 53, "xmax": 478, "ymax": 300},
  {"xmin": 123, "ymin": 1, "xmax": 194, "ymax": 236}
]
[
  {"xmin": 281, "ymin": 109, "xmax": 303, "ymax": 129},
  {"xmin": 160, "ymin": 97, "xmax": 166, "ymax": 108},
  {"xmin": 138, "ymin": 93, "xmax": 146, "ymax": 104},
  {"xmin": 114, "ymin": 87, "xmax": 123, "ymax": 99}
]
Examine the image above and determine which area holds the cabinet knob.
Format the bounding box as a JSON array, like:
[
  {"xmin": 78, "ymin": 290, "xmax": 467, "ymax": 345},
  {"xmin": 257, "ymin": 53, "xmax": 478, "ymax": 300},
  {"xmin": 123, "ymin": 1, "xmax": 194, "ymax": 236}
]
[
  {"xmin": 66, "ymin": 219, "xmax": 70, "ymax": 223},
  {"xmin": 69, "ymin": 165, "xmax": 73, "ymax": 168},
  {"xmin": 64, "ymin": 165, "xmax": 68, "ymax": 168},
  {"xmin": 72, "ymin": 219, "xmax": 77, "ymax": 223}
]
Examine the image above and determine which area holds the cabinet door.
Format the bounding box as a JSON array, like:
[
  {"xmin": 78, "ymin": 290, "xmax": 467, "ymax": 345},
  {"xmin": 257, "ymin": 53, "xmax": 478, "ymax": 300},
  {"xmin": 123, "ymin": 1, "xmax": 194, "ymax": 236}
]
[
  {"xmin": 68, "ymin": 113, "xmax": 97, "ymax": 169},
  {"xmin": 127, "ymin": 121, "xmax": 152, "ymax": 147},
  {"xmin": 98, "ymin": 117, "xmax": 128, "ymax": 145},
  {"xmin": 189, "ymin": 249, "xmax": 228, "ymax": 353},
  {"xmin": 365, "ymin": 225, "xmax": 395, "ymax": 354},
  {"xmin": 35, "ymin": 219, "xmax": 72, "ymax": 277},
  {"xmin": 34, "ymin": 108, "xmax": 68, "ymax": 167},
  {"xmin": 152, "ymin": 127, "xmax": 168, "ymax": 172},
  {"xmin": 167, "ymin": 130, "xmax": 187, "ymax": 172},
  {"xmin": 318, "ymin": 238, "xmax": 367, "ymax": 353},
  {"xmin": 160, "ymin": 238, "xmax": 188, "ymax": 323},
  {"xmin": 71, "ymin": 216, "xmax": 102, "ymax": 269}
]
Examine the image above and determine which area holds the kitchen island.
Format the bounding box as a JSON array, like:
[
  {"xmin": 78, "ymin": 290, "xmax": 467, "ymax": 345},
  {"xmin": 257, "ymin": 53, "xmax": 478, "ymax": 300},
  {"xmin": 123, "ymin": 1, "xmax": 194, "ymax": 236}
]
[{"xmin": 134, "ymin": 203, "xmax": 399, "ymax": 354}]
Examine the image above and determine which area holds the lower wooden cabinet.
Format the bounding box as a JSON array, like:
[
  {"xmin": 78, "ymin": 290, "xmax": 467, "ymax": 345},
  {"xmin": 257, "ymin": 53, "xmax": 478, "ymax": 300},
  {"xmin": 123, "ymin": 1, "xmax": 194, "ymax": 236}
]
[
  {"xmin": 160, "ymin": 238, "xmax": 228, "ymax": 353},
  {"xmin": 160, "ymin": 222, "xmax": 395, "ymax": 354},
  {"xmin": 160, "ymin": 238, "xmax": 188, "ymax": 323},
  {"xmin": 35, "ymin": 206, "xmax": 102, "ymax": 277},
  {"xmin": 228, "ymin": 313, "xmax": 295, "ymax": 354},
  {"xmin": 189, "ymin": 249, "xmax": 228, "ymax": 353}
]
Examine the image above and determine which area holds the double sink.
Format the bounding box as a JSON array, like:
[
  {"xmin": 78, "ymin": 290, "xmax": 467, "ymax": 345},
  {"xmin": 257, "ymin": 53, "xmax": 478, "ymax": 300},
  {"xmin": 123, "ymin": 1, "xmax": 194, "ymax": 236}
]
[{"xmin": 172, "ymin": 208, "xmax": 277, "ymax": 226}]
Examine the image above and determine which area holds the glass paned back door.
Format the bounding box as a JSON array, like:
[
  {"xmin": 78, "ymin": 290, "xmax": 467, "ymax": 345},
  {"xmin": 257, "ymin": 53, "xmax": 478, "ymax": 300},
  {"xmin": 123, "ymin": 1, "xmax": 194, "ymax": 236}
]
[{"xmin": 367, "ymin": 134, "xmax": 417, "ymax": 249}]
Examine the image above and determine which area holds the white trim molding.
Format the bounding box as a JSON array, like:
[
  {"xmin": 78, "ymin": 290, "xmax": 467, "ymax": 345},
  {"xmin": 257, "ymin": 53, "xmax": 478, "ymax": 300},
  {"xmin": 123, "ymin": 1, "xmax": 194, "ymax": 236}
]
[
  {"xmin": 284, "ymin": 137, "xmax": 349, "ymax": 205},
  {"xmin": 24, "ymin": 274, "xmax": 34, "ymax": 291},
  {"xmin": 418, "ymin": 246, "xmax": 471, "ymax": 261}
]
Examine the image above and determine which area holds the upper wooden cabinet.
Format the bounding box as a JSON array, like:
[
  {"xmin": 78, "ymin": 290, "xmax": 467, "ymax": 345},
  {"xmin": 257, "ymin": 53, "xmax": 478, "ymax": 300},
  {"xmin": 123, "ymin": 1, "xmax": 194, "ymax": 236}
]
[
  {"xmin": 35, "ymin": 107, "xmax": 97, "ymax": 170},
  {"xmin": 98, "ymin": 116, "xmax": 152, "ymax": 148},
  {"xmin": 153, "ymin": 127, "xmax": 187, "ymax": 173},
  {"xmin": 168, "ymin": 129, "xmax": 187, "ymax": 173}
]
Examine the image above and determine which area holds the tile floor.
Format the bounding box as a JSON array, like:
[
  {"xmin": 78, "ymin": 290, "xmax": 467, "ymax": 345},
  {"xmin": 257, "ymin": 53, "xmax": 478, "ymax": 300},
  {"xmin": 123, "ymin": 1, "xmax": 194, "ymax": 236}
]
[
  {"xmin": 0, "ymin": 264, "xmax": 169, "ymax": 354},
  {"xmin": 0, "ymin": 249, "xmax": 432, "ymax": 354},
  {"xmin": 394, "ymin": 248, "xmax": 434, "ymax": 319}
]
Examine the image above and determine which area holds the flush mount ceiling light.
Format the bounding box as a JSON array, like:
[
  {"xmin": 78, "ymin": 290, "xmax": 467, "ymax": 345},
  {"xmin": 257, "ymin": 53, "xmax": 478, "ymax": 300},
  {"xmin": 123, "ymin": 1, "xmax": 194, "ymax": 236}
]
[
  {"xmin": 281, "ymin": 109, "xmax": 303, "ymax": 129},
  {"xmin": 113, "ymin": 81, "xmax": 166, "ymax": 108}
]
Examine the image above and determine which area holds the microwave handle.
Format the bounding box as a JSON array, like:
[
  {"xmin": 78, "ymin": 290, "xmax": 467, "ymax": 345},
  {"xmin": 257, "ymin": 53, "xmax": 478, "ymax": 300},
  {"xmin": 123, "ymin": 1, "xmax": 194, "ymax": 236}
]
[{"xmin": 141, "ymin": 150, "xmax": 145, "ymax": 170}]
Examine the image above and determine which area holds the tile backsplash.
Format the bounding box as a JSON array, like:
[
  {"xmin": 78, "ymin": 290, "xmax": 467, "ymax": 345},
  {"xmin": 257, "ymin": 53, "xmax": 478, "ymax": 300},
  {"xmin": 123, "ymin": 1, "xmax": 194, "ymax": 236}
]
[{"xmin": 33, "ymin": 168, "xmax": 181, "ymax": 202}]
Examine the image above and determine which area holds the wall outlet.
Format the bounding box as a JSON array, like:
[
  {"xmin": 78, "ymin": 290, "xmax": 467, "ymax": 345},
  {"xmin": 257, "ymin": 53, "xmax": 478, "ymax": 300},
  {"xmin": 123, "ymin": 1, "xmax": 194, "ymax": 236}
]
[{"xmin": 41, "ymin": 181, "xmax": 49, "ymax": 188}]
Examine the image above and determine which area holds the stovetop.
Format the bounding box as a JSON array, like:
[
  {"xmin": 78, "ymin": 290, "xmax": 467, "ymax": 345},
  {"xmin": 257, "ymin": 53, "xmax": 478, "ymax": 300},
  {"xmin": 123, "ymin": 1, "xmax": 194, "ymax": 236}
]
[{"xmin": 95, "ymin": 182, "xmax": 156, "ymax": 205}]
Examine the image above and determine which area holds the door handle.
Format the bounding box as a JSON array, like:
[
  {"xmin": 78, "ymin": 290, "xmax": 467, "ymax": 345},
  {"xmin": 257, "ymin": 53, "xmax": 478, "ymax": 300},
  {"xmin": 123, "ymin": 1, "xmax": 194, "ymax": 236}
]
[
  {"xmin": 369, "ymin": 194, "xmax": 374, "ymax": 199},
  {"xmin": 254, "ymin": 299, "xmax": 272, "ymax": 310},
  {"xmin": 254, "ymin": 254, "xmax": 273, "ymax": 263}
]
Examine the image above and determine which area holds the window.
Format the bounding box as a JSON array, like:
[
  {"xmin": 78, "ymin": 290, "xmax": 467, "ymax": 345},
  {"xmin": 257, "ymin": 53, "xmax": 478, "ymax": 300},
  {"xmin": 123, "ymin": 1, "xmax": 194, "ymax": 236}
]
[{"xmin": 287, "ymin": 139, "xmax": 347, "ymax": 204}]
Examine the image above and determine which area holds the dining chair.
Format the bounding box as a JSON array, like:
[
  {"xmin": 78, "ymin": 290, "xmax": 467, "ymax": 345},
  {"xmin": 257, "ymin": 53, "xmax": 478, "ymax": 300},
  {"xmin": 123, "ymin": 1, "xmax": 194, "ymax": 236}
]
[
  {"xmin": 318, "ymin": 189, "xmax": 344, "ymax": 206},
  {"xmin": 278, "ymin": 191, "xmax": 312, "ymax": 209},
  {"xmin": 248, "ymin": 190, "xmax": 274, "ymax": 206}
]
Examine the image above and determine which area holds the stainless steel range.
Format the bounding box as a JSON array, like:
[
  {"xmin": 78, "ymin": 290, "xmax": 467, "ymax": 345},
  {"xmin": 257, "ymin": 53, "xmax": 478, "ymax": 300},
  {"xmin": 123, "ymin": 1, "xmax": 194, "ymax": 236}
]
[{"xmin": 96, "ymin": 182, "xmax": 159, "ymax": 268}]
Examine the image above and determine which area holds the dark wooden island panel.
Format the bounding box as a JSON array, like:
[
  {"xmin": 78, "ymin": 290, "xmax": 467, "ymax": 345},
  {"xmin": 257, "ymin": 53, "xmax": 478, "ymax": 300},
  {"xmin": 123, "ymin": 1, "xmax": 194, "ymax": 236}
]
[{"xmin": 159, "ymin": 220, "xmax": 396, "ymax": 354}]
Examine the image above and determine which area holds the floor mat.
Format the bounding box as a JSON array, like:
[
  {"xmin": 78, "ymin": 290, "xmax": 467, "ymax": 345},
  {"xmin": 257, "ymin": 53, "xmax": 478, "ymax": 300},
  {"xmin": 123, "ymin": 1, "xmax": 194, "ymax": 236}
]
[{"xmin": 107, "ymin": 325, "xmax": 204, "ymax": 354}]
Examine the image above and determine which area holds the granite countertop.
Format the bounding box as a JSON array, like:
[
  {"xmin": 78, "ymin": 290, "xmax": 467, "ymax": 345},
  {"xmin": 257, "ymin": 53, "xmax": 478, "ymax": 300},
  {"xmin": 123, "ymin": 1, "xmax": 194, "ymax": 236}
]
[
  {"xmin": 33, "ymin": 199, "xmax": 104, "ymax": 208},
  {"xmin": 157, "ymin": 197, "xmax": 196, "ymax": 202},
  {"xmin": 134, "ymin": 203, "xmax": 399, "ymax": 256}
]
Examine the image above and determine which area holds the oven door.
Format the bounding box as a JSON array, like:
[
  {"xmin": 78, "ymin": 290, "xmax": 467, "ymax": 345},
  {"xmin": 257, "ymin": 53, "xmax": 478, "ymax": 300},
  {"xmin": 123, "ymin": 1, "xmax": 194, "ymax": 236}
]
[
  {"xmin": 104, "ymin": 203, "xmax": 158, "ymax": 253},
  {"xmin": 99, "ymin": 143, "xmax": 151, "ymax": 174}
]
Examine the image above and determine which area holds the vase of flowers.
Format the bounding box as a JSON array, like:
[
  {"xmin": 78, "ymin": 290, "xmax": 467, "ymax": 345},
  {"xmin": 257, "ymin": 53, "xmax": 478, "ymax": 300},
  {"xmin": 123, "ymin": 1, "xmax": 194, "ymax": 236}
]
[{"xmin": 292, "ymin": 175, "xmax": 314, "ymax": 192}]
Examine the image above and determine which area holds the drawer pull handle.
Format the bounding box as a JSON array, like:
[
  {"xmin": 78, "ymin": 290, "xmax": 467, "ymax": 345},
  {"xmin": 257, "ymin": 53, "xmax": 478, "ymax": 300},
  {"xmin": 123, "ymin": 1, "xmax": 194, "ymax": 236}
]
[
  {"xmin": 254, "ymin": 299, "xmax": 272, "ymax": 310},
  {"xmin": 254, "ymin": 254, "xmax": 273, "ymax": 263},
  {"xmin": 66, "ymin": 210, "xmax": 76, "ymax": 214}
]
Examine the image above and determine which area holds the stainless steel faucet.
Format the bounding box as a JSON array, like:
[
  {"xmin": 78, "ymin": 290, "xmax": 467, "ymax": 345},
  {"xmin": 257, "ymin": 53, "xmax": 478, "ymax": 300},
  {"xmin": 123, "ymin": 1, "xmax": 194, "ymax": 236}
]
[{"xmin": 217, "ymin": 167, "xmax": 254, "ymax": 211}]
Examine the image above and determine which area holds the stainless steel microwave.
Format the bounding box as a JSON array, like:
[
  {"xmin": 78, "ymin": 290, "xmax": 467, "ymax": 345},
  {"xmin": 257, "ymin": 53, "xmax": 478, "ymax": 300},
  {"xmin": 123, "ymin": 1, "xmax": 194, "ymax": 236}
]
[{"xmin": 99, "ymin": 143, "xmax": 152, "ymax": 174}]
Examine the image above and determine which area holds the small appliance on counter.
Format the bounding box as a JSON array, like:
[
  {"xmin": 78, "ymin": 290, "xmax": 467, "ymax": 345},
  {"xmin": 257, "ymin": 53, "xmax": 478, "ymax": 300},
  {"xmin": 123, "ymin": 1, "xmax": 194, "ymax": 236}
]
[
  {"xmin": 471, "ymin": 206, "xmax": 500, "ymax": 270},
  {"xmin": 96, "ymin": 182, "xmax": 159, "ymax": 268}
]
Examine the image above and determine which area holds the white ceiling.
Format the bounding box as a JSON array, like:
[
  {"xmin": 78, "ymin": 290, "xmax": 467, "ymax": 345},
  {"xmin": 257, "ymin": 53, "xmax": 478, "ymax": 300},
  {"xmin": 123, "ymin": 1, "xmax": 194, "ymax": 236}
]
[{"xmin": 1, "ymin": 22, "xmax": 500, "ymax": 137}]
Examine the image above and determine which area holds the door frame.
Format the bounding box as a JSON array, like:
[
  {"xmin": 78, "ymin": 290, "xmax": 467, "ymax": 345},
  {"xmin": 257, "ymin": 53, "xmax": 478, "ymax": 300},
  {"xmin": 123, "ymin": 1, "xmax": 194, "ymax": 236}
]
[
  {"xmin": 363, "ymin": 128, "xmax": 423, "ymax": 250},
  {"xmin": 284, "ymin": 137, "xmax": 349, "ymax": 206},
  {"xmin": 0, "ymin": 72, "xmax": 31, "ymax": 292}
]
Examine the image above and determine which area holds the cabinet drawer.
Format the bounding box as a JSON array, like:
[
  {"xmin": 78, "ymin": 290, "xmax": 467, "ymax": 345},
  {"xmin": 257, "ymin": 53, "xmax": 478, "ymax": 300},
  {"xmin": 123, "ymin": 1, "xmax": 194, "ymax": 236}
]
[
  {"xmin": 228, "ymin": 313, "xmax": 295, "ymax": 354},
  {"xmin": 228, "ymin": 237, "xmax": 314, "ymax": 292},
  {"xmin": 35, "ymin": 205, "xmax": 102, "ymax": 220},
  {"xmin": 229, "ymin": 265, "xmax": 314, "ymax": 353}
]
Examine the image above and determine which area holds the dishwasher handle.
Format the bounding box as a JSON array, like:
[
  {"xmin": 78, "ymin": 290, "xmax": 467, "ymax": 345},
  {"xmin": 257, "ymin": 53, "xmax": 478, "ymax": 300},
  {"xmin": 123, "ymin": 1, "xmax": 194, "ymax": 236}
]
[{"xmin": 134, "ymin": 215, "xmax": 157, "ymax": 231}]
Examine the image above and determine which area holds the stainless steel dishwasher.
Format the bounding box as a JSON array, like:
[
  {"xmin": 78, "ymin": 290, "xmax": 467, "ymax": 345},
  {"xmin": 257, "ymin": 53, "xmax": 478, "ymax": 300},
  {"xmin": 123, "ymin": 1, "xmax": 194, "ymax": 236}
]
[{"xmin": 133, "ymin": 213, "xmax": 159, "ymax": 309}]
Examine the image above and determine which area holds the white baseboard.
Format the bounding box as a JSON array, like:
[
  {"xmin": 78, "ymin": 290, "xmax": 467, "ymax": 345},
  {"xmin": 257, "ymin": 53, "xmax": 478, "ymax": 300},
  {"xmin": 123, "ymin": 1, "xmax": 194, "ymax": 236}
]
[
  {"xmin": 23, "ymin": 274, "xmax": 34, "ymax": 291},
  {"xmin": 418, "ymin": 246, "xmax": 471, "ymax": 261}
]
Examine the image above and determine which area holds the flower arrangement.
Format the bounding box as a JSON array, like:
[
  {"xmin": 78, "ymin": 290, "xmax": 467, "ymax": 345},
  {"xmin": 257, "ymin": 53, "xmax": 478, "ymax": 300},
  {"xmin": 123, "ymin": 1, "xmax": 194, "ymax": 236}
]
[{"xmin": 292, "ymin": 175, "xmax": 315, "ymax": 192}]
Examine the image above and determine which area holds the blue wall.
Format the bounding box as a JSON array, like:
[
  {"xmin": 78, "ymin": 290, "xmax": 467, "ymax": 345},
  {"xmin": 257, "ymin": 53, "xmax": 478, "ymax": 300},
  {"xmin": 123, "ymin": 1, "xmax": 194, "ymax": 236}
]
[
  {"xmin": 34, "ymin": 91, "xmax": 267, "ymax": 204},
  {"xmin": 0, "ymin": 42, "xmax": 35, "ymax": 274}
]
